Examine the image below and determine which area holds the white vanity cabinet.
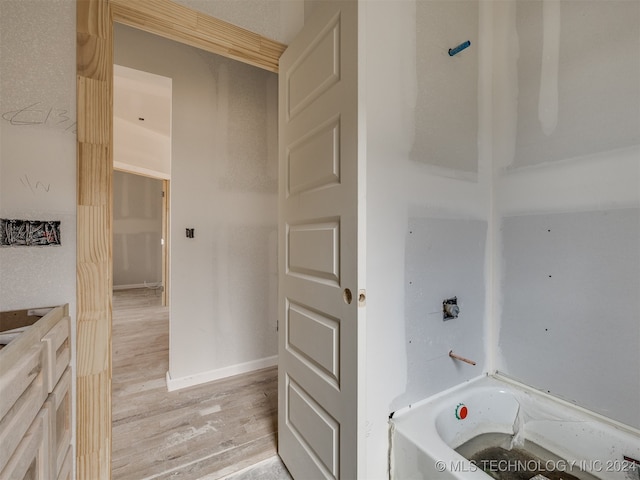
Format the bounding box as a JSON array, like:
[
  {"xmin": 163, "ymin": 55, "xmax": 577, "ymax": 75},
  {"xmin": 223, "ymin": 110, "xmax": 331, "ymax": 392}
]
[{"xmin": 0, "ymin": 305, "xmax": 72, "ymax": 480}]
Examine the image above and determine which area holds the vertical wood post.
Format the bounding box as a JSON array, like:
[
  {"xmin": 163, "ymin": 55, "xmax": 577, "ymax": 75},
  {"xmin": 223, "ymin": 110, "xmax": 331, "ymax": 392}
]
[
  {"xmin": 75, "ymin": 0, "xmax": 284, "ymax": 476},
  {"xmin": 76, "ymin": 0, "xmax": 113, "ymax": 477}
]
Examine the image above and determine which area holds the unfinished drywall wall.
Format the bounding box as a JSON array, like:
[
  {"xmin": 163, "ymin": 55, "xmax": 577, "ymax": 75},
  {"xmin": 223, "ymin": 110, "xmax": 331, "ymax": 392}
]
[
  {"xmin": 500, "ymin": 210, "xmax": 640, "ymax": 427},
  {"xmin": 399, "ymin": 217, "xmax": 487, "ymax": 408},
  {"xmin": 363, "ymin": 1, "xmax": 493, "ymax": 477},
  {"xmin": 493, "ymin": 0, "xmax": 640, "ymax": 430},
  {"xmin": 509, "ymin": 1, "xmax": 639, "ymax": 168},
  {"xmin": 113, "ymin": 171, "xmax": 163, "ymax": 289},
  {"xmin": 114, "ymin": 24, "xmax": 279, "ymax": 387},
  {"xmin": 363, "ymin": 0, "xmax": 639, "ymax": 477},
  {"xmin": 410, "ymin": 0, "xmax": 479, "ymax": 173}
]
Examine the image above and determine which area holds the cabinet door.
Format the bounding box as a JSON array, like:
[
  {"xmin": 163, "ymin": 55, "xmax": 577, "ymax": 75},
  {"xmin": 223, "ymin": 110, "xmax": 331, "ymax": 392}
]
[
  {"xmin": 0, "ymin": 409, "xmax": 50, "ymax": 480},
  {"xmin": 278, "ymin": 1, "xmax": 364, "ymax": 478},
  {"xmin": 41, "ymin": 316, "xmax": 71, "ymax": 393},
  {"xmin": 0, "ymin": 344, "xmax": 47, "ymax": 474},
  {"xmin": 44, "ymin": 368, "xmax": 71, "ymax": 477}
]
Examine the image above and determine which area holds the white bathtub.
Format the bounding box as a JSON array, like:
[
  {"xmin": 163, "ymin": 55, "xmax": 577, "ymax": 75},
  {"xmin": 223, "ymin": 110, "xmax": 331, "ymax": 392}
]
[{"xmin": 390, "ymin": 375, "xmax": 640, "ymax": 479}]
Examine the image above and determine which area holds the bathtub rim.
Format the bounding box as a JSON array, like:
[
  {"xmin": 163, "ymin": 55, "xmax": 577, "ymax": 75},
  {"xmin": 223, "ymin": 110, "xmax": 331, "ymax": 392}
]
[
  {"xmin": 493, "ymin": 373, "xmax": 640, "ymax": 438},
  {"xmin": 390, "ymin": 372, "xmax": 640, "ymax": 439}
]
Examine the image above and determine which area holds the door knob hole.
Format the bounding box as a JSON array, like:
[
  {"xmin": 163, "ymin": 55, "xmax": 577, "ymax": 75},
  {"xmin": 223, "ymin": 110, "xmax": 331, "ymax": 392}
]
[{"xmin": 343, "ymin": 288, "xmax": 353, "ymax": 305}]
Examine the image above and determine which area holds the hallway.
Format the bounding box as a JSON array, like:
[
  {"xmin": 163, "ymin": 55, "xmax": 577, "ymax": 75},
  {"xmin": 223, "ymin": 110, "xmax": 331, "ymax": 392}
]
[{"xmin": 111, "ymin": 289, "xmax": 287, "ymax": 479}]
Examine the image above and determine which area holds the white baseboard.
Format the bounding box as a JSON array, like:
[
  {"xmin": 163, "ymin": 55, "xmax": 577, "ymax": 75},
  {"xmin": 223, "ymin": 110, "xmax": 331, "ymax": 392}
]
[
  {"xmin": 166, "ymin": 355, "xmax": 278, "ymax": 392},
  {"xmin": 113, "ymin": 283, "xmax": 147, "ymax": 290},
  {"xmin": 113, "ymin": 283, "xmax": 163, "ymax": 291}
]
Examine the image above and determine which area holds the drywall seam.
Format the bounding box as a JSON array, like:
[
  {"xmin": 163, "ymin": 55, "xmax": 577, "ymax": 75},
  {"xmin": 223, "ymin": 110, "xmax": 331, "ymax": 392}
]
[{"xmin": 538, "ymin": 0, "xmax": 560, "ymax": 136}]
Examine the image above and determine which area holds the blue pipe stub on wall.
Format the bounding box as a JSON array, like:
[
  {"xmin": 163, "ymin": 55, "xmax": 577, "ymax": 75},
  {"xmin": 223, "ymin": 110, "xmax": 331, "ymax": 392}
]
[{"xmin": 448, "ymin": 40, "xmax": 471, "ymax": 57}]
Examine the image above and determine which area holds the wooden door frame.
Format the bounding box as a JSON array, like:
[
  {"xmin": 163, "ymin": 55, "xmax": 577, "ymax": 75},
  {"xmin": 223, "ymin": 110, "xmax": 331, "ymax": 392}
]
[
  {"xmin": 161, "ymin": 178, "xmax": 169, "ymax": 307},
  {"xmin": 76, "ymin": 1, "xmax": 285, "ymax": 476}
]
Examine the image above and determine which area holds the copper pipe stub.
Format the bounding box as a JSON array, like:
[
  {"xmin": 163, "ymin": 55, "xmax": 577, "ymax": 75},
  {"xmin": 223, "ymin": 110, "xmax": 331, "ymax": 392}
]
[{"xmin": 449, "ymin": 350, "xmax": 477, "ymax": 366}]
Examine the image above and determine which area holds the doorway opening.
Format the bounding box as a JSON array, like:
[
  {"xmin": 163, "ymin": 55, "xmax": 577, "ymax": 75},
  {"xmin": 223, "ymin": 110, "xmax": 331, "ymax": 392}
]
[
  {"xmin": 113, "ymin": 21, "xmax": 280, "ymax": 387},
  {"xmin": 76, "ymin": 1, "xmax": 286, "ymax": 474},
  {"xmin": 109, "ymin": 21, "xmax": 282, "ymax": 479},
  {"xmin": 113, "ymin": 63, "xmax": 172, "ymax": 307},
  {"xmin": 112, "ymin": 171, "xmax": 166, "ymax": 301}
]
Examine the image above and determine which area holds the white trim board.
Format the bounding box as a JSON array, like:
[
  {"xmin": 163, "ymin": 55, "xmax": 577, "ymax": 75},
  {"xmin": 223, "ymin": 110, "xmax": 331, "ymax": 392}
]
[
  {"xmin": 113, "ymin": 283, "xmax": 162, "ymax": 291},
  {"xmin": 165, "ymin": 355, "xmax": 278, "ymax": 392},
  {"xmin": 114, "ymin": 161, "xmax": 171, "ymax": 180}
]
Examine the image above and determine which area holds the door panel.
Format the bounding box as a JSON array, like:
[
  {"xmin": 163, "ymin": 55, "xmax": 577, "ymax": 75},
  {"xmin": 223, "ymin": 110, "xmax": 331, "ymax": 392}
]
[
  {"xmin": 287, "ymin": 301, "xmax": 340, "ymax": 387},
  {"xmin": 288, "ymin": 220, "xmax": 341, "ymax": 285},
  {"xmin": 286, "ymin": 15, "xmax": 341, "ymax": 120},
  {"xmin": 278, "ymin": 1, "xmax": 361, "ymax": 479},
  {"xmin": 286, "ymin": 377, "xmax": 339, "ymax": 476},
  {"xmin": 287, "ymin": 116, "xmax": 341, "ymax": 196}
]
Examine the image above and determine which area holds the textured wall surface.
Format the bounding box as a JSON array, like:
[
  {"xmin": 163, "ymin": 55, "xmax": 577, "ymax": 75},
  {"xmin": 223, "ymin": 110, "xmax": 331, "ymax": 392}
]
[
  {"xmin": 0, "ymin": 0, "xmax": 76, "ymax": 313},
  {"xmin": 0, "ymin": 2, "xmax": 77, "ymax": 473},
  {"xmin": 174, "ymin": 0, "xmax": 303, "ymax": 44}
]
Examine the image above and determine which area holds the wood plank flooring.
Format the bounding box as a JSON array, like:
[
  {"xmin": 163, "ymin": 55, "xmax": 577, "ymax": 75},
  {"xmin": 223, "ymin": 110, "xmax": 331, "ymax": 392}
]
[{"xmin": 112, "ymin": 289, "xmax": 282, "ymax": 479}]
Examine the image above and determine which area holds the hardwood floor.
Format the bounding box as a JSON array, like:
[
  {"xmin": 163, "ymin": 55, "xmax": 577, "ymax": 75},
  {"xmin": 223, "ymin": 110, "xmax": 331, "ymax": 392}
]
[{"xmin": 112, "ymin": 289, "xmax": 283, "ymax": 479}]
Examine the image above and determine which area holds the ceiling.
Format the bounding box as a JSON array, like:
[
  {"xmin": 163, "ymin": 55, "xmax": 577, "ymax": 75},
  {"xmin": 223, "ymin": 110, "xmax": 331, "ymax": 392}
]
[{"xmin": 114, "ymin": 64, "xmax": 172, "ymax": 138}]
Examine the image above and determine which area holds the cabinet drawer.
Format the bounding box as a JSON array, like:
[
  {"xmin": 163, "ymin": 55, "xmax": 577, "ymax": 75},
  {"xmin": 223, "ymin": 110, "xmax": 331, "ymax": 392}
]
[
  {"xmin": 41, "ymin": 316, "xmax": 70, "ymax": 394},
  {"xmin": 44, "ymin": 368, "xmax": 71, "ymax": 477},
  {"xmin": 0, "ymin": 408, "xmax": 50, "ymax": 480},
  {"xmin": 56, "ymin": 447, "xmax": 72, "ymax": 480},
  {"xmin": 0, "ymin": 343, "xmax": 47, "ymax": 473}
]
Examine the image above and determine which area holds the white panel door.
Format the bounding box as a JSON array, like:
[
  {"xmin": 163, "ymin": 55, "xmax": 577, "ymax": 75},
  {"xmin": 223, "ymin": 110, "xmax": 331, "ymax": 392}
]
[{"xmin": 278, "ymin": 1, "xmax": 363, "ymax": 479}]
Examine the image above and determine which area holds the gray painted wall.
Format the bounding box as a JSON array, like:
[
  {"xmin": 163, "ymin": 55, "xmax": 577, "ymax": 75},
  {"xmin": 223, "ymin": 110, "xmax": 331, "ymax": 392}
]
[{"xmin": 114, "ymin": 24, "xmax": 279, "ymax": 383}]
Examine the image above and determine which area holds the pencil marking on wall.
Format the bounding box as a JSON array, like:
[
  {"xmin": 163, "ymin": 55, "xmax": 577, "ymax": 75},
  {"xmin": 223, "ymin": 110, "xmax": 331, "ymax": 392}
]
[
  {"xmin": 2, "ymin": 101, "xmax": 77, "ymax": 134},
  {"xmin": 0, "ymin": 219, "xmax": 61, "ymax": 247},
  {"xmin": 20, "ymin": 174, "xmax": 51, "ymax": 194}
]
